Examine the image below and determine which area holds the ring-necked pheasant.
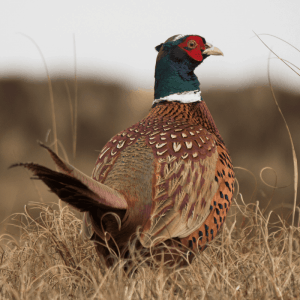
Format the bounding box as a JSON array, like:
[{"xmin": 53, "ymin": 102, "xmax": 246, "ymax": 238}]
[{"xmin": 12, "ymin": 34, "xmax": 234, "ymax": 266}]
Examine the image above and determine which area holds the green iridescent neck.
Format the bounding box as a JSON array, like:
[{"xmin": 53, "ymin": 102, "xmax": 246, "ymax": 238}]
[{"xmin": 154, "ymin": 48, "xmax": 201, "ymax": 101}]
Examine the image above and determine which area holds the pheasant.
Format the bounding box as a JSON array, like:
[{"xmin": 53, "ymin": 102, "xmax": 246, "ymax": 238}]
[{"xmin": 12, "ymin": 34, "xmax": 234, "ymax": 266}]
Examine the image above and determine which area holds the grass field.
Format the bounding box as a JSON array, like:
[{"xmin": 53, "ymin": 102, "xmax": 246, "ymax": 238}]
[{"xmin": 0, "ymin": 190, "xmax": 299, "ymax": 299}]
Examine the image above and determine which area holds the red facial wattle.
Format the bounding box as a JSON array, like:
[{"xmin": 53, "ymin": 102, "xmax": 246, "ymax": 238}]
[{"xmin": 178, "ymin": 36, "xmax": 206, "ymax": 62}]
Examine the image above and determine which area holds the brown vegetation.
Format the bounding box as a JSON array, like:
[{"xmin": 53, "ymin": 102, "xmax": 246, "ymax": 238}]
[{"xmin": 0, "ymin": 195, "xmax": 300, "ymax": 299}]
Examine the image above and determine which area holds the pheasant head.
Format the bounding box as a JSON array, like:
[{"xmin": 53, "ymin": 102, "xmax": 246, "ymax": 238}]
[{"xmin": 154, "ymin": 34, "xmax": 223, "ymax": 103}]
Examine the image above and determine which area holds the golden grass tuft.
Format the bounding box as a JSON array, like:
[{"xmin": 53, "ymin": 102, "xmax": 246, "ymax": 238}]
[{"xmin": 0, "ymin": 197, "xmax": 300, "ymax": 299}]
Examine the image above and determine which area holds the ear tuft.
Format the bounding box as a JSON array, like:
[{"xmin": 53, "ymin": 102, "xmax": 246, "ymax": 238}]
[{"xmin": 155, "ymin": 43, "xmax": 163, "ymax": 52}]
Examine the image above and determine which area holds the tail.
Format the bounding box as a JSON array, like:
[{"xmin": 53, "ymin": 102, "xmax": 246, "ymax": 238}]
[{"xmin": 10, "ymin": 142, "xmax": 128, "ymax": 212}]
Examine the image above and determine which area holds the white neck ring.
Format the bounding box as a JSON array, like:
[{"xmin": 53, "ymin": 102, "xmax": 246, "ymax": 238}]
[{"xmin": 153, "ymin": 90, "xmax": 202, "ymax": 105}]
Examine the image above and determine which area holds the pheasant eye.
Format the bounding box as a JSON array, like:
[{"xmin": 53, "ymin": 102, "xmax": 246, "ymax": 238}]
[{"xmin": 187, "ymin": 40, "xmax": 197, "ymax": 49}]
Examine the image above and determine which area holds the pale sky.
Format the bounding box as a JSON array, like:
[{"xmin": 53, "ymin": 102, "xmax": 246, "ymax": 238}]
[{"xmin": 0, "ymin": 0, "xmax": 299, "ymax": 92}]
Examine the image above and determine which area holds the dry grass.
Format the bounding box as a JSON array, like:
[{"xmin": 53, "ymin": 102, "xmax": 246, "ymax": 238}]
[{"xmin": 0, "ymin": 195, "xmax": 300, "ymax": 299}]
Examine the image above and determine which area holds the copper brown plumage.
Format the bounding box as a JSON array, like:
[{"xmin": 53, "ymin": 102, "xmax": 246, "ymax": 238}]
[
  {"xmin": 12, "ymin": 34, "xmax": 234, "ymax": 266},
  {"xmin": 91, "ymin": 101, "xmax": 234, "ymax": 254}
]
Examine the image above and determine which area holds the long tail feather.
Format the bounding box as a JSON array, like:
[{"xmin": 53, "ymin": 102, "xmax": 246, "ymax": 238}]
[{"xmin": 10, "ymin": 143, "xmax": 128, "ymax": 211}]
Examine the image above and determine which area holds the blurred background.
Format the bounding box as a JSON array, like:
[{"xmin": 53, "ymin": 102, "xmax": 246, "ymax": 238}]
[{"xmin": 0, "ymin": 0, "xmax": 299, "ymax": 229}]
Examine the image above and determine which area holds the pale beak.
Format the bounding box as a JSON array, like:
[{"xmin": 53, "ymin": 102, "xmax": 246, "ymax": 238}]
[{"xmin": 202, "ymin": 43, "xmax": 224, "ymax": 56}]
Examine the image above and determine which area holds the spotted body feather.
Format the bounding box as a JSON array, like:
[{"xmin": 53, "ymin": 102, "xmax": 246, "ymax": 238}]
[{"xmin": 91, "ymin": 101, "xmax": 234, "ymax": 254}]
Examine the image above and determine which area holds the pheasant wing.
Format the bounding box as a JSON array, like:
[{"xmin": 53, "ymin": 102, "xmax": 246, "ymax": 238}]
[{"xmin": 140, "ymin": 122, "xmax": 220, "ymax": 247}]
